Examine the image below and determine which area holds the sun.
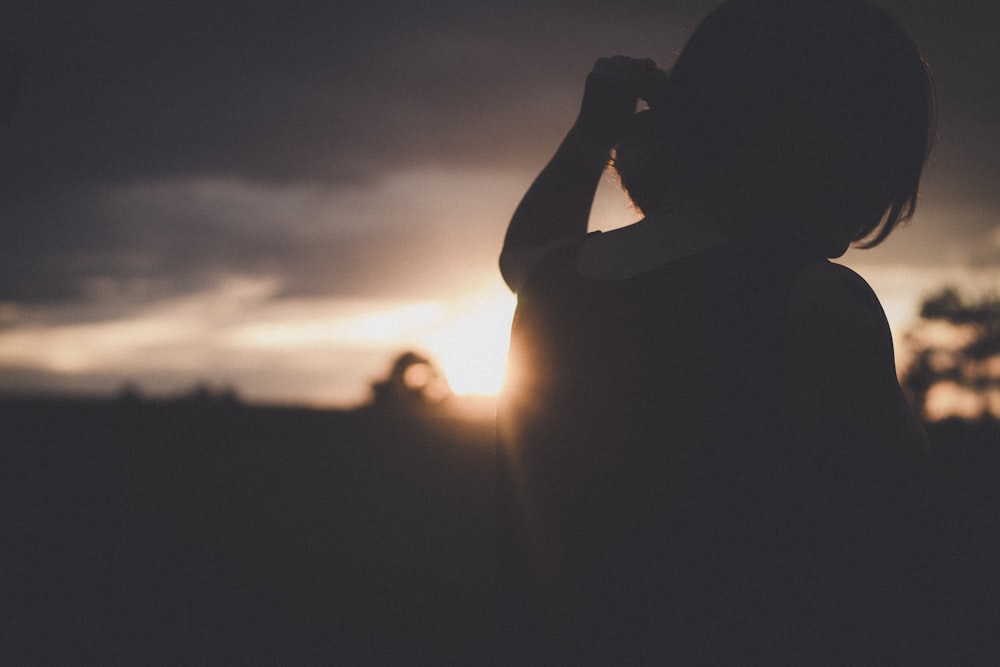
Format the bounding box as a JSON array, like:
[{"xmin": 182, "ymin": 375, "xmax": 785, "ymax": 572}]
[{"xmin": 420, "ymin": 292, "xmax": 517, "ymax": 396}]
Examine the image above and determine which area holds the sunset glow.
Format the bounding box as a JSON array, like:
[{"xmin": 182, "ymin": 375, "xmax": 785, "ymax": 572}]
[
  {"xmin": 419, "ymin": 293, "xmax": 517, "ymax": 396},
  {"xmin": 0, "ymin": 273, "xmax": 517, "ymax": 406}
]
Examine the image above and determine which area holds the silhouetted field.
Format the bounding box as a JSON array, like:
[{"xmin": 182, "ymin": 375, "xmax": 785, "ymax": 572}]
[
  {"xmin": 1, "ymin": 396, "xmax": 495, "ymax": 664},
  {"xmin": 2, "ymin": 397, "xmax": 998, "ymax": 664}
]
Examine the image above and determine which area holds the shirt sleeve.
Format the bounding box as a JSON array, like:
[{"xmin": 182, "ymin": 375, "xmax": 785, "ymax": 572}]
[{"xmin": 499, "ymin": 236, "xmax": 584, "ymax": 294}]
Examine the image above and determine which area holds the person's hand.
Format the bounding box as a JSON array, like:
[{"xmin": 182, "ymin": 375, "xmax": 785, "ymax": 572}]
[{"xmin": 575, "ymin": 56, "xmax": 667, "ymax": 148}]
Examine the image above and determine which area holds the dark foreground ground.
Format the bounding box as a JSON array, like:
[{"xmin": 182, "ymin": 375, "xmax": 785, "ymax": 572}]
[
  {"xmin": 2, "ymin": 396, "xmax": 998, "ymax": 664},
  {"xmin": 2, "ymin": 397, "xmax": 495, "ymax": 664}
]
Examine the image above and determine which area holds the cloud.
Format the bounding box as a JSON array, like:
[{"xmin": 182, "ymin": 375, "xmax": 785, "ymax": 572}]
[
  {"xmin": 4, "ymin": 0, "xmax": 996, "ymax": 226},
  {"xmin": 0, "ymin": 272, "xmax": 413, "ymax": 404},
  {"xmin": 0, "ymin": 166, "xmax": 527, "ymax": 306},
  {"xmin": 0, "ymin": 1, "xmax": 709, "ymax": 198}
]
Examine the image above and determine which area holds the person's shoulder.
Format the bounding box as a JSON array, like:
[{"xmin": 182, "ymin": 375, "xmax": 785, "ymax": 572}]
[
  {"xmin": 785, "ymin": 259, "xmax": 894, "ymax": 375},
  {"xmin": 783, "ymin": 262, "xmax": 930, "ymax": 457},
  {"xmin": 788, "ymin": 260, "xmax": 886, "ymax": 328}
]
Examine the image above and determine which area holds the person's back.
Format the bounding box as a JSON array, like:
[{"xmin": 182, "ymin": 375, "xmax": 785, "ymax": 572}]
[
  {"xmin": 497, "ymin": 237, "xmax": 933, "ymax": 663},
  {"xmin": 498, "ymin": 235, "xmax": 792, "ymax": 659},
  {"xmin": 496, "ymin": 0, "xmax": 938, "ymax": 662}
]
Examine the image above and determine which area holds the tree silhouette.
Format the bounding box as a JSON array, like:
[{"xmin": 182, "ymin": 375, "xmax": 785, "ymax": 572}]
[
  {"xmin": 369, "ymin": 351, "xmax": 451, "ymax": 414},
  {"xmin": 901, "ymin": 288, "xmax": 1000, "ymax": 422}
]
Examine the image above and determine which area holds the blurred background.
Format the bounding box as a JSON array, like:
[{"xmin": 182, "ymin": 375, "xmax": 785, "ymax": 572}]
[{"xmin": 2, "ymin": 1, "xmax": 999, "ymax": 663}]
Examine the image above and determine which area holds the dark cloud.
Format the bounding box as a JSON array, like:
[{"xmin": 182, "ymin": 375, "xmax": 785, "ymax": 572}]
[
  {"xmin": 0, "ymin": 1, "xmax": 706, "ymax": 195},
  {"xmin": 0, "ymin": 0, "xmax": 998, "ymax": 310},
  {"xmin": 0, "ymin": 170, "xmax": 519, "ymax": 306},
  {"xmin": 3, "ymin": 0, "xmax": 996, "ymax": 190}
]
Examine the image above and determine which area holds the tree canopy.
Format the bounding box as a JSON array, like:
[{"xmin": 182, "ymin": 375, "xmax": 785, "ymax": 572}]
[{"xmin": 901, "ymin": 288, "xmax": 1000, "ymax": 422}]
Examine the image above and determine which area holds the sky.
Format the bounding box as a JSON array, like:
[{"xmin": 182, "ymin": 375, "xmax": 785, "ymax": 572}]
[{"xmin": 1, "ymin": 0, "xmax": 998, "ymax": 407}]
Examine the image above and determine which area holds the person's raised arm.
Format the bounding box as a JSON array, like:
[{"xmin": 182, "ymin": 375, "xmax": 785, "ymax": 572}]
[{"xmin": 500, "ymin": 56, "xmax": 665, "ymax": 291}]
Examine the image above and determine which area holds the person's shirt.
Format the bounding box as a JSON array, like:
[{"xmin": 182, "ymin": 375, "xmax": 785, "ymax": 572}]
[
  {"xmin": 498, "ymin": 206, "xmax": 928, "ymax": 462},
  {"xmin": 495, "ymin": 212, "xmax": 933, "ymax": 662}
]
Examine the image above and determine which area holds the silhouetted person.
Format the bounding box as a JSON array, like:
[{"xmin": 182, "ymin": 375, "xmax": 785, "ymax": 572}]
[{"xmin": 495, "ymin": 1, "xmax": 941, "ymax": 663}]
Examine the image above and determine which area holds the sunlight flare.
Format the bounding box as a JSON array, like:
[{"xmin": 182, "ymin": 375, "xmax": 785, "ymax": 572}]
[{"xmin": 420, "ymin": 293, "xmax": 517, "ymax": 396}]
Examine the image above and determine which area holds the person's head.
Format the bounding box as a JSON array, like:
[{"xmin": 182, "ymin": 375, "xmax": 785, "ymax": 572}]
[{"xmin": 614, "ymin": 0, "xmax": 935, "ymax": 257}]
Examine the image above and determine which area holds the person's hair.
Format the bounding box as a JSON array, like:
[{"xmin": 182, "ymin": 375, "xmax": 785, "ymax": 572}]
[{"xmin": 613, "ymin": 0, "xmax": 936, "ymax": 248}]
